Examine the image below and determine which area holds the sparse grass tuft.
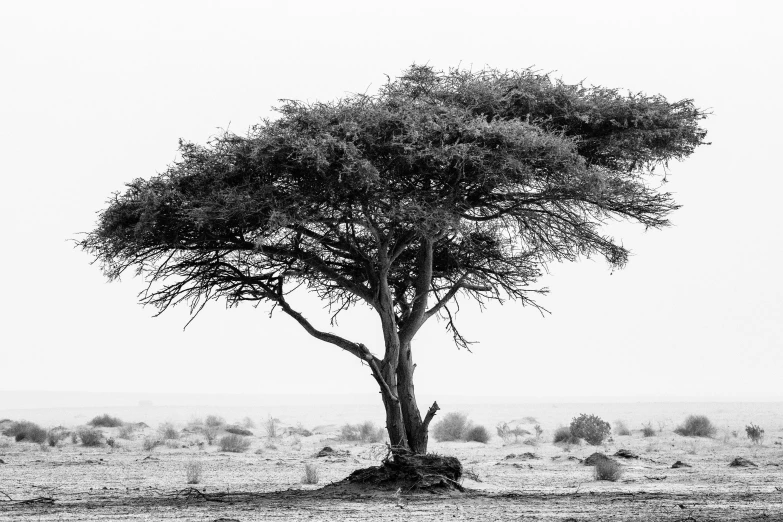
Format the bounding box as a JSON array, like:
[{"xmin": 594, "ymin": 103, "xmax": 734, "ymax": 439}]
[
  {"xmin": 219, "ymin": 434, "xmax": 251, "ymax": 453},
  {"xmin": 143, "ymin": 437, "xmax": 161, "ymax": 451},
  {"xmin": 674, "ymin": 415, "xmax": 716, "ymax": 438},
  {"xmin": 78, "ymin": 427, "xmax": 103, "ymax": 447},
  {"xmin": 301, "ymin": 463, "xmax": 319, "ymax": 484},
  {"xmin": 433, "ymin": 412, "xmax": 469, "ymax": 442},
  {"xmin": 594, "ymin": 459, "xmax": 623, "ymax": 481},
  {"xmin": 465, "ymin": 425, "xmax": 491, "ymax": 443},
  {"xmin": 186, "ymin": 460, "xmax": 203, "ymax": 484},
  {"xmin": 641, "ymin": 423, "xmax": 656, "ymax": 437},
  {"xmin": 117, "ymin": 424, "xmax": 135, "ymax": 440},
  {"xmin": 88, "ymin": 414, "xmax": 124, "ymax": 428}
]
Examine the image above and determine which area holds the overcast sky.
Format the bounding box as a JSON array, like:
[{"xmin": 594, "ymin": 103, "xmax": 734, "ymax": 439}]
[{"xmin": 1, "ymin": 0, "xmax": 780, "ymax": 401}]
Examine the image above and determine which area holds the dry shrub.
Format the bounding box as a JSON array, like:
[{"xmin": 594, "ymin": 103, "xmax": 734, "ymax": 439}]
[
  {"xmin": 158, "ymin": 423, "xmax": 179, "ymax": 440},
  {"xmin": 553, "ymin": 426, "xmax": 579, "ymax": 445},
  {"xmin": 4, "ymin": 421, "xmax": 47, "ymax": 444},
  {"xmin": 614, "ymin": 420, "xmax": 631, "ymax": 436},
  {"xmin": 242, "ymin": 417, "xmax": 256, "ymax": 429},
  {"xmin": 186, "ymin": 460, "xmax": 203, "ymax": 484},
  {"xmin": 225, "ymin": 425, "xmax": 253, "ymax": 436},
  {"xmin": 205, "ymin": 415, "xmax": 225, "ymax": 428},
  {"xmin": 219, "ymin": 434, "xmax": 251, "ymax": 453},
  {"xmin": 78, "ymin": 427, "xmax": 103, "ymax": 447},
  {"xmin": 264, "ymin": 416, "xmax": 279, "ymax": 439},
  {"xmin": 117, "ymin": 424, "xmax": 135, "ymax": 440},
  {"xmin": 745, "ymin": 423, "xmax": 764, "ymax": 444},
  {"xmin": 496, "ymin": 422, "xmax": 530, "ymax": 443},
  {"xmin": 570, "ymin": 414, "xmax": 611, "ymax": 445},
  {"xmin": 289, "ymin": 424, "xmax": 313, "ymax": 437},
  {"xmin": 143, "ymin": 437, "xmax": 161, "ymax": 451},
  {"xmin": 339, "ymin": 421, "xmax": 385, "ymax": 443},
  {"xmin": 594, "ymin": 459, "xmax": 623, "ymax": 481},
  {"xmin": 641, "ymin": 423, "xmax": 656, "ymax": 437},
  {"xmin": 674, "ymin": 415, "xmax": 716, "ymax": 438},
  {"xmin": 301, "ymin": 463, "xmax": 319, "ymax": 484},
  {"xmin": 433, "ymin": 412, "xmax": 469, "ymax": 442},
  {"xmin": 46, "ymin": 428, "xmax": 69, "ymax": 447},
  {"xmin": 465, "ymin": 425, "xmax": 490, "ymax": 443},
  {"xmin": 203, "ymin": 426, "xmax": 218, "ymax": 445},
  {"xmin": 88, "ymin": 414, "xmax": 124, "ymax": 428}
]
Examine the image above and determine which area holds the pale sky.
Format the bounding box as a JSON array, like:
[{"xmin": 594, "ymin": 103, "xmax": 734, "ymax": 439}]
[{"xmin": 1, "ymin": 0, "xmax": 780, "ymax": 401}]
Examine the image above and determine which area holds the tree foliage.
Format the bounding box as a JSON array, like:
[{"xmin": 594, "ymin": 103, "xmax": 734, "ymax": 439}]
[{"xmin": 80, "ymin": 65, "xmax": 707, "ymax": 453}]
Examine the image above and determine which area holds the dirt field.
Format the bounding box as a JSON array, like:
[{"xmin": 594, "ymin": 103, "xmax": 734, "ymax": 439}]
[{"xmin": 1, "ymin": 404, "xmax": 782, "ymax": 521}]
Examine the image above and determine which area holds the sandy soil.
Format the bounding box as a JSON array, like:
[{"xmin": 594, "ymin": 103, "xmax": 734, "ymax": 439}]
[{"xmin": 1, "ymin": 405, "xmax": 782, "ymax": 521}]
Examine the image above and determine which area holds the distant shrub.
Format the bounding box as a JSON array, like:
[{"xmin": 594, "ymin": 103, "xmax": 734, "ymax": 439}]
[
  {"xmin": 78, "ymin": 427, "xmax": 103, "ymax": 447},
  {"xmin": 117, "ymin": 424, "xmax": 135, "ymax": 440},
  {"xmin": 465, "ymin": 425, "xmax": 490, "ymax": 443},
  {"xmin": 143, "ymin": 437, "xmax": 161, "ymax": 451},
  {"xmin": 46, "ymin": 428, "xmax": 69, "ymax": 447},
  {"xmin": 264, "ymin": 416, "xmax": 279, "ymax": 439},
  {"xmin": 88, "ymin": 414, "xmax": 124, "ymax": 428},
  {"xmin": 433, "ymin": 412, "xmax": 469, "ymax": 442},
  {"xmin": 594, "ymin": 458, "xmax": 623, "ymax": 481},
  {"xmin": 158, "ymin": 423, "xmax": 179, "ymax": 440},
  {"xmin": 186, "ymin": 460, "xmax": 203, "ymax": 484},
  {"xmin": 553, "ymin": 426, "xmax": 576, "ymax": 444},
  {"xmin": 570, "ymin": 414, "xmax": 611, "ymax": 446},
  {"xmin": 534, "ymin": 424, "xmax": 543, "ymax": 439},
  {"xmin": 203, "ymin": 426, "xmax": 218, "ymax": 445},
  {"xmin": 614, "ymin": 421, "xmax": 631, "ymax": 436},
  {"xmin": 219, "ymin": 434, "xmax": 251, "ymax": 453},
  {"xmin": 641, "ymin": 423, "xmax": 656, "ymax": 437},
  {"xmin": 242, "ymin": 417, "xmax": 256, "ymax": 429},
  {"xmin": 225, "ymin": 426, "xmax": 253, "ymax": 436},
  {"xmin": 4, "ymin": 421, "xmax": 47, "ymax": 444},
  {"xmin": 301, "ymin": 463, "xmax": 319, "ymax": 484},
  {"xmin": 289, "ymin": 424, "xmax": 313, "ymax": 437},
  {"xmin": 674, "ymin": 415, "xmax": 716, "ymax": 438},
  {"xmin": 496, "ymin": 422, "xmax": 530, "ymax": 443},
  {"xmin": 205, "ymin": 415, "xmax": 225, "ymax": 428},
  {"xmin": 745, "ymin": 423, "xmax": 764, "ymax": 444},
  {"xmin": 339, "ymin": 421, "xmax": 385, "ymax": 443}
]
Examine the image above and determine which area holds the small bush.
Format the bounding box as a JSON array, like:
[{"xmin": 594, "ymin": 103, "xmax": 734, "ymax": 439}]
[
  {"xmin": 219, "ymin": 434, "xmax": 251, "ymax": 453},
  {"xmin": 433, "ymin": 412, "xmax": 469, "ymax": 442},
  {"xmin": 203, "ymin": 426, "xmax": 218, "ymax": 445},
  {"xmin": 158, "ymin": 423, "xmax": 179, "ymax": 440},
  {"xmin": 301, "ymin": 463, "xmax": 319, "ymax": 484},
  {"xmin": 289, "ymin": 424, "xmax": 313, "ymax": 437},
  {"xmin": 143, "ymin": 437, "xmax": 161, "ymax": 451},
  {"xmin": 674, "ymin": 415, "xmax": 716, "ymax": 438},
  {"xmin": 745, "ymin": 423, "xmax": 764, "ymax": 444},
  {"xmin": 264, "ymin": 416, "xmax": 279, "ymax": 439},
  {"xmin": 641, "ymin": 423, "xmax": 656, "ymax": 437},
  {"xmin": 534, "ymin": 424, "xmax": 543, "ymax": 439},
  {"xmin": 225, "ymin": 426, "xmax": 253, "ymax": 436},
  {"xmin": 242, "ymin": 417, "xmax": 256, "ymax": 429},
  {"xmin": 570, "ymin": 414, "xmax": 611, "ymax": 446},
  {"xmin": 4, "ymin": 421, "xmax": 47, "ymax": 444},
  {"xmin": 496, "ymin": 422, "xmax": 530, "ymax": 443},
  {"xmin": 594, "ymin": 459, "xmax": 623, "ymax": 481},
  {"xmin": 88, "ymin": 414, "xmax": 124, "ymax": 428},
  {"xmin": 117, "ymin": 425, "xmax": 135, "ymax": 440},
  {"xmin": 552, "ymin": 426, "xmax": 579, "ymax": 445},
  {"xmin": 46, "ymin": 428, "xmax": 69, "ymax": 447},
  {"xmin": 205, "ymin": 415, "xmax": 225, "ymax": 428},
  {"xmin": 78, "ymin": 427, "xmax": 103, "ymax": 447},
  {"xmin": 186, "ymin": 460, "xmax": 203, "ymax": 484},
  {"xmin": 614, "ymin": 421, "xmax": 631, "ymax": 436},
  {"xmin": 465, "ymin": 425, "xmax": 490, "ymax": 443},
  {"xmin": 340, "ymin": 421, "xmax": 385, "ymax": 443}
]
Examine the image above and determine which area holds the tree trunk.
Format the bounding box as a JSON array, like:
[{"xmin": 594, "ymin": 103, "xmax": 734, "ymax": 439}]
[
  {"xmin": 397, "ymin": 341, "xmax": 427, "ymax": 453},
  {"xmin": 378, "ymin": 362, "xmax": 408, "ymax": 450}
]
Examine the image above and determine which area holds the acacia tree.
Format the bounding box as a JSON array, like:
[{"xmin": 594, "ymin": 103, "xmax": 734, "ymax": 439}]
[{"xmin": 80, "ymin": 66, "xmax": 707, "ymax": 455}]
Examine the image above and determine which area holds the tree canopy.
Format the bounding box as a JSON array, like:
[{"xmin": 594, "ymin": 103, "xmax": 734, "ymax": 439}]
[{"xmin": 80, "ymin": 65, "xmax": 707, "ymax": 454}]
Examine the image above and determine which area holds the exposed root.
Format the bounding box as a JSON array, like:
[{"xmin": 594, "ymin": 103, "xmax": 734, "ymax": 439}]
[{"xmin": 344, "ymin": 451, "xmax": 463, "ymax": 492}]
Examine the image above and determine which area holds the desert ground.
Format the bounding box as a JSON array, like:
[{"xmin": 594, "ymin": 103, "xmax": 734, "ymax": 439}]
[{"xmin": 1, "ymin": 401, "xmax": 781, "ymax": 521}]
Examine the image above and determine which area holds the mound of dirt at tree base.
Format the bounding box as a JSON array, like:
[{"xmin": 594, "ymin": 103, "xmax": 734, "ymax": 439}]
[{"xmin": 334, "ymin": 453, "xmax": 463, "ymax": 492}]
